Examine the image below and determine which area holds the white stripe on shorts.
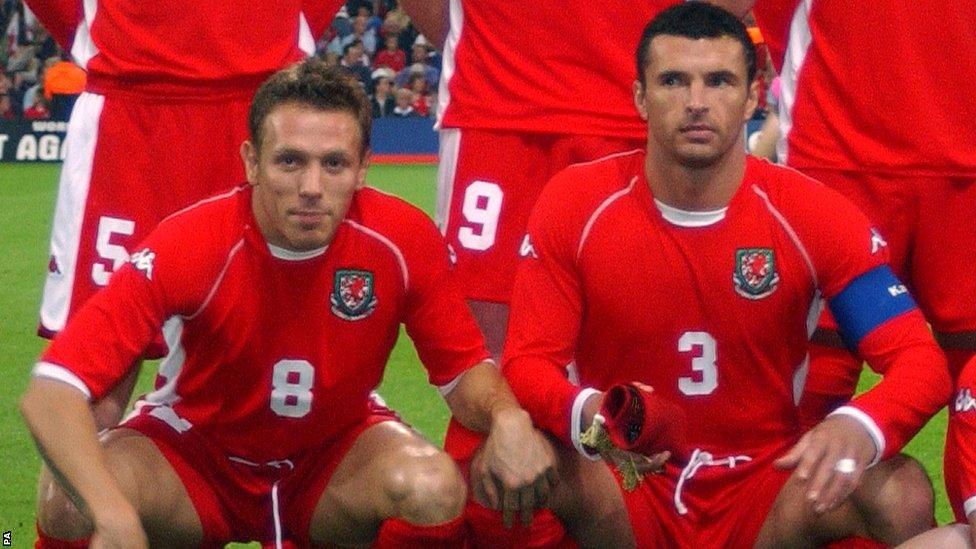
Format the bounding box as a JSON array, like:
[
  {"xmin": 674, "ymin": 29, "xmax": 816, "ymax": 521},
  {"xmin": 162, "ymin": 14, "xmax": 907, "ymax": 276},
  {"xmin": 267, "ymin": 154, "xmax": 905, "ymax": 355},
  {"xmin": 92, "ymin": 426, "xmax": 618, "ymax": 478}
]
[
  {"xmin": 39, "ymin": 92, "xmax": 105, "ymax": 334},
  {"xmin": 435, "ymin": 128, "xmax": 461, "ymax": 234}
]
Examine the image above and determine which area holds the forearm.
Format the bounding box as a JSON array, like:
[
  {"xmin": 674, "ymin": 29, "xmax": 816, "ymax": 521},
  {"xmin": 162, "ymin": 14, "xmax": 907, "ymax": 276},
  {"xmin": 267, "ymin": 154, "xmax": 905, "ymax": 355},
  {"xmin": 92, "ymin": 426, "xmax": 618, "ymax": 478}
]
[
  {"xmin": 501, "ymin": 354, "xmax": 582, "ymax": 446},
  {"xmin": 20, "ymin": 378, "xmax": 134, "ymax": 524},
  {"xmin": 849, "ymin": 311, "xmax": 952, "ymax": 458},
  {"xmin": 399, "ymin": 0, "xmax": 448, "ymax": 48},
  {"xmin": 444, "ymin": 361, "xmax": 528, "ymax": 433}
]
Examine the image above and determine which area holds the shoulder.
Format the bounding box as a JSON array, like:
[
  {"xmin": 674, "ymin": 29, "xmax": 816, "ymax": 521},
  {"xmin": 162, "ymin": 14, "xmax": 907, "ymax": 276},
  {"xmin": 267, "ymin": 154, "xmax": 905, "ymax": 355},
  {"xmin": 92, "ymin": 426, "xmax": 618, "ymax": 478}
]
[
  {"xmin": 344, "ymin": 187, "xmax": 449, "ymax": 280},
  {"xmin": 348, "ymin": 186, "xmax": 441, "ymax": 241},
  {"xmin": 141, "ymin": 186, "xmax": 249, "ymax": 279},
  {"xmin": 744, "ymin": 157, "xmax": 865, "ymax": 225}
]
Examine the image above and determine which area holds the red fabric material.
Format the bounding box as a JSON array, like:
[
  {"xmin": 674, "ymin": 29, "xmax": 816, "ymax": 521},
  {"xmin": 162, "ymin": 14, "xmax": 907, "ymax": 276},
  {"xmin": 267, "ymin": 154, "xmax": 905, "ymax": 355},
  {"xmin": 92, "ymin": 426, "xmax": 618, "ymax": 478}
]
[
  {"xmin": 850, "ymin": 310, "xmax": 951, "ymax": 459},
  {"xmin": 34, "ymin": 522, "xmax": 89, "ymax": 549},
  {"xmin": 374, "ymin": 516, "xmax": 466, "ymax": 549},
  {"xmin": 601, "ymin": 383, "xmax": 690, "ymax": 463},
  {"xmin": 439, "ymin": 128, "xmax": 642, "ymax": 303},
  {"xmin": 462, "ymin": 500, "xmax": 574, "ymax": 549},
  {"xmin": 822, "ymin": 537, "xmax": 886, "ymax": 549},
  {"xmin": 797, "ymin": 343, "xmax": 861, "ymax": 432},
  {"xmin": 440, "ymin": 1, "xmax": 678, "ymax": 138}
]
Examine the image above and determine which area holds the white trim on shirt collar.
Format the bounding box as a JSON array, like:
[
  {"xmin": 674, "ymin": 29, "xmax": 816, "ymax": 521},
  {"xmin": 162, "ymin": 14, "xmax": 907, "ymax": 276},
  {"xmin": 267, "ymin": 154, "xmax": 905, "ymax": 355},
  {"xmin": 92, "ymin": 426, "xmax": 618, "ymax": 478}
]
[
  {"xmin": 266, "ymin": 243, "xmax": 327, "ymax": 261},
  {"xmin": 654, "ymin": 199, "xmax": 727, "ymax": 227}
]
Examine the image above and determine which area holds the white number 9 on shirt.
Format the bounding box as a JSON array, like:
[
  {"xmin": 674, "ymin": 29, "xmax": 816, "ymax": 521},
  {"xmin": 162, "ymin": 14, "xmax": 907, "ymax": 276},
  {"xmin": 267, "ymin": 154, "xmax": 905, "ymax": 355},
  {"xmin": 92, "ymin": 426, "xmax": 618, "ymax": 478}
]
[
  {"xmin": 270, "ymin": 359, "xmax": 314, "ymax": 418},
  {"xmin": 458, "ymin": 180, "xmax": 504, "ymax": 251}
]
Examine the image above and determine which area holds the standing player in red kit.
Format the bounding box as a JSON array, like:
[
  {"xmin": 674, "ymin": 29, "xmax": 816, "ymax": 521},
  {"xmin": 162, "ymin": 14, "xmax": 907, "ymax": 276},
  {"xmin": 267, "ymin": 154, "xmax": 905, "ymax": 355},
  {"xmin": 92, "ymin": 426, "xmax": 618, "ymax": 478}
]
[
  {"xmin": 748, "ymin": 0, "xmax": 976, "ymax": 428},
  {"xmin": 502, "ymin": 4, "xmax": 950, "ymax": 547},
  {"xmin": 20, "ymin": 61, "xmax": 556, "ymax": 549},
  {"xmin": 750, "ymin": 1, "xmax": 976, "ymax": 543}
]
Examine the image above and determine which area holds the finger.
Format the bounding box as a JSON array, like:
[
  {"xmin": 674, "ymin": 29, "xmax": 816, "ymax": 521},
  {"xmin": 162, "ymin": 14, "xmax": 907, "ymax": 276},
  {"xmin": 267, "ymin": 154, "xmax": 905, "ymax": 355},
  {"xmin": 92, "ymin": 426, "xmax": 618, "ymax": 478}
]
[
  {"xmin": 502, "ymin": 487, "xmax": 517, "ymax": 529},
  {"xmin": 480, "ymin": 473, "xmax": 500, "ymax": 510},
  {"xmin": 654, "ymin": 451, "xmax": 671, "ymax": 471},
  {"xmin": 817, "ymin": 458, "xmax": 862, "ymax": 513},
  {"xmin": 641, "ymin": 450, "xmax": 670, "ymax": 473},
  {"xmin": 792, "ymin": 435, "xmax": 825, "ymax": 481},
  {"xmin": 534, "ymin": 473, "xmax": 552, "ymax": 507},
  {"xmin": 804, "ymin": 446, "xmax": 839, "ymax": 508},
  {"xmin": 774, "ymin": 434, "xmax": 809, "ymax": 470},
  {"xmin": 519, "ymin": 485, "xmax": 535, "ymax": 527}
]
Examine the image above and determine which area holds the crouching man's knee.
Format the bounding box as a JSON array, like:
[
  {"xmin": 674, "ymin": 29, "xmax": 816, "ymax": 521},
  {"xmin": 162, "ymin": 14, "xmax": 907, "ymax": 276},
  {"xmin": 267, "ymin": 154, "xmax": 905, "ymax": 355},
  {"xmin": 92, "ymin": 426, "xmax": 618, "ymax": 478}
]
[
  {"xmin": 36, "ymin": 466, "xmax": 92, "ymax": 542},
  {"xmin": 382, "ymin": 449, "xmax": 467, "ymax": 525},
  {"xmin": 853, "ymin": 454, "xmax": 934, "ymax": 544}
]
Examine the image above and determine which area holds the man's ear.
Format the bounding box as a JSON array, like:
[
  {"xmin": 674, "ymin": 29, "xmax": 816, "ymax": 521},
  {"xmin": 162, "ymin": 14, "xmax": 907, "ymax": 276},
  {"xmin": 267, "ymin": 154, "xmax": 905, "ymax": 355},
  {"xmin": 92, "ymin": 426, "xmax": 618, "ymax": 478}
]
[
  {"xmin": 356, "ymin": 149, "xmax": 371, "ymax": 189},
  {"xmin": 241, "ymin": 140, "xmax": 258, "ymax": 184},
  {"xmin": 743, "ymin": 78, "xmax": 760, "ymax": 122},
  {"xmin": 634, "ymin": 80, "xmax": 649, "ymax": 121}
]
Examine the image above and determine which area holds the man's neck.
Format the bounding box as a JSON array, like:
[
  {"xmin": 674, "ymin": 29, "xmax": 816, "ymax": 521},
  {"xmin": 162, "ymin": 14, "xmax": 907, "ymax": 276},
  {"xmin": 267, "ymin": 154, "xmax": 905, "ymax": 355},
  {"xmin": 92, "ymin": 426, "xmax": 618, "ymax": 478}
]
[{"xmin": 644, "ymin": 145, "xmax": 746, "ymax": 211}]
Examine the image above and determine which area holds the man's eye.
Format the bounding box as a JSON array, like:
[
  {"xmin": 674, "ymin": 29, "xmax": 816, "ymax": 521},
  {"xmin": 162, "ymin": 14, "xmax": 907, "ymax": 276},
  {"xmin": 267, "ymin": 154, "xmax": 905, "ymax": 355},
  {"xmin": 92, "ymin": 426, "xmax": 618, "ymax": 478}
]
[
  {"xmin": 706, "ymin": 74, "xmax": 733, "ymax": 87},
  {"xmin": 324, "ymin": 156, "xmax": 348, "ymax": 171},
  {"xmin": 278, "ymin": 155, "xmax": 301, "ymax": 167},
  {"xmin": 661, "ymin": 75, "xmax": 681, "ymax": 86}
]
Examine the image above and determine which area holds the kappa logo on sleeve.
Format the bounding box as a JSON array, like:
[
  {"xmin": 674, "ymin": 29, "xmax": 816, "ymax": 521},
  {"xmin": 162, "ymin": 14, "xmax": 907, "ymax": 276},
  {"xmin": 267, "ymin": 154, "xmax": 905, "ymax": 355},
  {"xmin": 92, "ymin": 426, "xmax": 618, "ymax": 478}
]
[
  {"xmin": 331, "ymin": 269, "xmax": 378, "ymax": 321},
  {"xmin": 870, "ymin": 228, "xmax": 888, "ymax": 254},
  {"xmin": 130, "ymin": 248, "xmax": 156, "ymax": 280},
  {"xmin": 956, "ymin": 388, "xmax": 976, "ymax": 413},
  {"xmin": 519, "ymin": 234, "xmax": 538, "ymax": 259}
]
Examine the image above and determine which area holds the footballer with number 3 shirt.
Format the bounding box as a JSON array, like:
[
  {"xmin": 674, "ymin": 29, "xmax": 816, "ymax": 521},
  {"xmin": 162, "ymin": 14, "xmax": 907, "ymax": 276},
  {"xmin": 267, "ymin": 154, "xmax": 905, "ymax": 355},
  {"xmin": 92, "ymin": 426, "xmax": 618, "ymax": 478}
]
[
  {"xmin": 501, "ymin": 4, "xmax": 950, "ymax": 547},
  {"xmin": 431, "ymin": 0, "xmax": 756, "ymax": 544},
  {"xmin": 21, "ymin": 61, "xmax": 556, "ymax": 549}
]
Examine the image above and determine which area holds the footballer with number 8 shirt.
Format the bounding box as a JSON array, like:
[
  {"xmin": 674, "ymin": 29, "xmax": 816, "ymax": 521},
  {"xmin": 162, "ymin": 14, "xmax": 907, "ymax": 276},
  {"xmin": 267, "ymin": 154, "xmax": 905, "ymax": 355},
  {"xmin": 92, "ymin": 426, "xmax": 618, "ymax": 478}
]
[
  {"xmin": 20, "ymin": 61, "xmax": 556, "ymax": 549},
  {"xmin": 501, "ymin": 4, "xmax": 950, "ymax": 547}
]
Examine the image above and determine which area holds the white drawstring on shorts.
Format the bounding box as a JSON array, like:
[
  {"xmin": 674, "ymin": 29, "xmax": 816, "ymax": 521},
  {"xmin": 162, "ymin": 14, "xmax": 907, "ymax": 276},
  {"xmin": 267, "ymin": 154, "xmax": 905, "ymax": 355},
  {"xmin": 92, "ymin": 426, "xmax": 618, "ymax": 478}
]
[
  {"xmin": 673, "ymin": 448, "xmax": 752, "ymax": 515},
  {"xmin": 272, "ymin": 481, "xmax": 283, "ymax": 549}
]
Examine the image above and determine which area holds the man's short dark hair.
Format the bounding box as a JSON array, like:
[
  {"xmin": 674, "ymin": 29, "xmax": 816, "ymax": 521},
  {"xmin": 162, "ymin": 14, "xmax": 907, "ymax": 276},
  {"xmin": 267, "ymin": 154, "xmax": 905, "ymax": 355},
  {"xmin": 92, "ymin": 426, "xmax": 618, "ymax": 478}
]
[
  {"xmin": 636, "ymin": 2, "xmax": 757, "ymax": 85},
  {"xmin": 343, "ymin": 39, "xmax": 363, "ymax": 56},
  {"xmin": 248, "ymin": 59, "xmax": 372, "ymax": 157}
]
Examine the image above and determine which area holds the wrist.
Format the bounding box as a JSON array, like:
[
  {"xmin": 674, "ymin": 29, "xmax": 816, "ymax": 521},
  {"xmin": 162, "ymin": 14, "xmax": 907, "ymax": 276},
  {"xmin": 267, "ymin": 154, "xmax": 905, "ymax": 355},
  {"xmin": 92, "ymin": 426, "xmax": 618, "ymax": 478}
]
[
  {"xmin": 490, "ymin": 407, "xmax": 532, "ymax": 431},
  {"xmin": 571, "ymin": 388, "xmax": 603, "ymax": 459}
]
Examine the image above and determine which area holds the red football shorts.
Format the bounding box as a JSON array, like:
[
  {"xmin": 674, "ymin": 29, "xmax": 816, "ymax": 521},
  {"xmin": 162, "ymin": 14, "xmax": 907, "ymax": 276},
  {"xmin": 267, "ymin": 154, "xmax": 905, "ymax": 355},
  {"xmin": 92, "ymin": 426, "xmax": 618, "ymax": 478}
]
[
  {"xmin": 39, "ymin": 91, "xmax": 251, "ymax": 338},
  {"xmin": 803, "ymin": 168, "xmax": 976, "ymax": 334},
  {"xmin": 622, "ymin": 452, "xmax": 790, "ymax": 547},
  {"xmin": 436, "ymin": 128, "xmax": 643, "ymax": 303},
  {"xmin": 121, "ymin": 404, "xmax": 399, "ymax": 546},
  {"xmin": 945, "ymin": 356, "xmax": 976, "ymax": 522}
]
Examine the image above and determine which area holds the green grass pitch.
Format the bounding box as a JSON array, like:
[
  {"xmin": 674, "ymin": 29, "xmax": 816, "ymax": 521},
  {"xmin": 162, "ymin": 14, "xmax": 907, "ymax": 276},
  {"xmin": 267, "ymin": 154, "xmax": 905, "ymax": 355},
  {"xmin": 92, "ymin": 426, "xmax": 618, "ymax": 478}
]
[{"xmin": 0, "ymin": 162, "xmax": 952, "ymax": 547}]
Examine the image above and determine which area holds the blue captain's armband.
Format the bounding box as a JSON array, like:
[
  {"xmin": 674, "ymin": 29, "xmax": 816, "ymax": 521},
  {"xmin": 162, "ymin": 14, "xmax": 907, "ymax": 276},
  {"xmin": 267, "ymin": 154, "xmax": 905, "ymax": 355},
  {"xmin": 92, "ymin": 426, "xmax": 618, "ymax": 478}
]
[{"xmin": 828, "ymin": 265, "xmax": 916, "ymax": 349}]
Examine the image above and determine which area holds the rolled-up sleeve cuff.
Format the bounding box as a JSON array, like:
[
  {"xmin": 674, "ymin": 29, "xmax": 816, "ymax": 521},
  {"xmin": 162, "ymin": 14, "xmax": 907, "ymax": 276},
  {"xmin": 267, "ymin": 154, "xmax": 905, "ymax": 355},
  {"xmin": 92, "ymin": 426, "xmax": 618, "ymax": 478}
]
[
  {"xmin": 571, "ymin": 388, "xmax": 602, "ymax": 461},
  {"xmin": 437, "ymin": 359, "xmax": 496, "ymax": 396},
  {"xmin": 828, "ymin": 405, "xmax": 885, "ymax": 466},
  {"xmin": 965, "ymin": 495, "xmax": 976, "ymax": 519},
  {"xmin": 32, "ymin": 361, "xmax": 92, "ymax": 401}
]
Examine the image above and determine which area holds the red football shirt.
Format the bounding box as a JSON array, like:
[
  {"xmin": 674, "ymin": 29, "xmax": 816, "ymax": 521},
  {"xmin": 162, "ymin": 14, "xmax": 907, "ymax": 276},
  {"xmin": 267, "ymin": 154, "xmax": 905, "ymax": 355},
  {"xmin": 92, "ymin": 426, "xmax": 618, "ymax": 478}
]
[
  {"xmin": 36, "ymin": 186, "xmax": 489, "ymax": 461},
  {"xmin": 503, "ymin": 151, "xmax": 948, "ymax": 464},
  {"xmin": 946, "ymin": 358, "xmax": 976, "ymax": 522},
  {"xmin": 25, "ymin": 0, "xmax": 342, "ymax": 97},
  {"xmin": 437, "ymin": 1, "xmax": 680, "ymax": 138},
  {"xmin": 776, "ymin": 0, "xmax": 976, "ymax": 175}
]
